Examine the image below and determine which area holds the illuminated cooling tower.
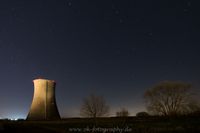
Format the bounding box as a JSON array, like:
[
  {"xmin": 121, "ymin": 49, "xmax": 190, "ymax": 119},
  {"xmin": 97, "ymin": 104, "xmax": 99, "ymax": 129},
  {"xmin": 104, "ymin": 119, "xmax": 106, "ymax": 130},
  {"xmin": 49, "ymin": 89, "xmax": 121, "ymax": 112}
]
[{"xmin": 27, "ymin": 78, "xmax": 60, "ymax": 120}]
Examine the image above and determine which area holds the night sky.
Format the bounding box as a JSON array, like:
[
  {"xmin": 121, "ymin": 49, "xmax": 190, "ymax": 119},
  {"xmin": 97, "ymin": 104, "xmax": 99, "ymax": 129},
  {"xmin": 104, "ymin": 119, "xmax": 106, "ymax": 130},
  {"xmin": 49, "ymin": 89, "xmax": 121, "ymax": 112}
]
[{"xmin": 0, "ymin": 0, "xmax": 200, "ymax": 119}]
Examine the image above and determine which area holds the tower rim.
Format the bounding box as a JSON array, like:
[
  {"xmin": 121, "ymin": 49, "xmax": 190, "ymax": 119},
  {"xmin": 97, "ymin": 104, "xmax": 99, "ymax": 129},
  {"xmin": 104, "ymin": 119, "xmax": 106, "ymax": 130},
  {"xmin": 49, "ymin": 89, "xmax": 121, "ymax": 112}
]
[{"xmin": 33, "ymin": 78, "xmax": 56, "ymax": 83}]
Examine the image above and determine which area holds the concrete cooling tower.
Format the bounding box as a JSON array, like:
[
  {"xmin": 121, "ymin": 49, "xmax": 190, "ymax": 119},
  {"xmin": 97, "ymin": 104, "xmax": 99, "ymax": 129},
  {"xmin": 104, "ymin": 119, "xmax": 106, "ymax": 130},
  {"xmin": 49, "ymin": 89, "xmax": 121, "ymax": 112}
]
[{"xmin": 27, "ymin": 78, "xmax": 60, "ymax": 120}]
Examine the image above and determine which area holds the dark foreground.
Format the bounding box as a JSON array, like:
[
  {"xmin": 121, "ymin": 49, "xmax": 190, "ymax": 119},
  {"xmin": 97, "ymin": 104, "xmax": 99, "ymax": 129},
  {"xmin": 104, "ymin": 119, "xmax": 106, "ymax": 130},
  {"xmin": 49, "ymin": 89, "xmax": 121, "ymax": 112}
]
[{"xmin": 0, "ymin": 116, "xmax": 200, "ymax": 133}]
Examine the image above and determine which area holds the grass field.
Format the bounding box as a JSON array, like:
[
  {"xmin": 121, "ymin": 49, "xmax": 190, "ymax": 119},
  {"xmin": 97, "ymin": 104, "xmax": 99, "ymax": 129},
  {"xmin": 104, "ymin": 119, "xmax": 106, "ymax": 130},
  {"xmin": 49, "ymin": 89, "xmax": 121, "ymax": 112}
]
[{"xmin": 0, "ymin": 116, "xmax": 200, "ymax": 133}]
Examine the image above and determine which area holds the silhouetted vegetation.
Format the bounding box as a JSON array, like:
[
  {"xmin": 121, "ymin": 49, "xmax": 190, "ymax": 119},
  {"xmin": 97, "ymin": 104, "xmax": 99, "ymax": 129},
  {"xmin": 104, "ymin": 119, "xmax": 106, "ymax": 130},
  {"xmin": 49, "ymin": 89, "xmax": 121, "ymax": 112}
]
[
  {"xmin": 80, "ymin": 94, "xmax": 110, "ymax": 118},
  {"xmin": 136, "ymin": 111, "xmax": 150, "ymax": 117},
  {"xmin": 144, "ymin": 81, "xmax": 199, "ymax": 116},
  {"xmin": 116, "ymin": 108, "xmax": 129, "ymax": 117}
]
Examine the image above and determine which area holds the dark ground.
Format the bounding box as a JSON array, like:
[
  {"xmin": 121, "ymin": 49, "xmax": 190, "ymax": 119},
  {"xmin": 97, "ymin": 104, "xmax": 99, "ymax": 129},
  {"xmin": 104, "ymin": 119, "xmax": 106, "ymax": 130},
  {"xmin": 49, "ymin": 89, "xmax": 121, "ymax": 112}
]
[{"xmin": 0, "ymin": 116, "xmax": 200, "ymax": 133}]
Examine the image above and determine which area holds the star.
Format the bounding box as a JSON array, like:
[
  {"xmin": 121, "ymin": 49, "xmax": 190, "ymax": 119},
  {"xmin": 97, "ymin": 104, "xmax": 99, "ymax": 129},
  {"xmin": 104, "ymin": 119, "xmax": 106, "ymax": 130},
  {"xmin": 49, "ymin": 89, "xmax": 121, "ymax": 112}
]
[
  {"xmin": 115, "ymin": 10, "xmax": 120, "ymax": 15},
  {"xmin": 187, "ymin": 1, "xmax": 191, "ymax": 7},
  {"xmin": 66, "ymin": 2, "xmax": 72, "ymax": 7},
  {"xmin": 145, "ymin": 32, "xmax": 153, "ymax": 37},
  {"xmin": 119, "ymin": 19, "xmax": 123, "ymax": 23},
  {"xmin": 183, "ymin": 8, "xmax": 189, "ymax": 13}
]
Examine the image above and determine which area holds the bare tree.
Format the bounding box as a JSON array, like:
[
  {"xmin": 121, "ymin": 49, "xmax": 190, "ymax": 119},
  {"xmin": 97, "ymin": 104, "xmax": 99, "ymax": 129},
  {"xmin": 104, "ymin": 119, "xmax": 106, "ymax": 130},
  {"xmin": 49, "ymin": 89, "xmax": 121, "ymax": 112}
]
[
  {"xmin": 144, "ymin": 81, "xmax": 196, "ymax": 116},
  {"xmin": 80, "ymin": 94, "xmax": 109, "ymax": 118},
  {"xmin": 186, "ymin": 99, "xmax": 200, "ymax": 115},
  {"xmin": 116, "ymin": 108, "xmax": 129, "ymax": 117}
]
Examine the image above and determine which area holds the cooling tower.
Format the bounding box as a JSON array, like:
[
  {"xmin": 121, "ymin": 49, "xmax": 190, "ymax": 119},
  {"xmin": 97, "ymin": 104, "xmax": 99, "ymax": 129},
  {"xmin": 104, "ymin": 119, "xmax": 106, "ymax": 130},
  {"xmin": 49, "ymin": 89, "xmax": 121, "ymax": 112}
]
[{"xmin": 27, "ymin": 78, "xmax": 60, "ymax": 120}]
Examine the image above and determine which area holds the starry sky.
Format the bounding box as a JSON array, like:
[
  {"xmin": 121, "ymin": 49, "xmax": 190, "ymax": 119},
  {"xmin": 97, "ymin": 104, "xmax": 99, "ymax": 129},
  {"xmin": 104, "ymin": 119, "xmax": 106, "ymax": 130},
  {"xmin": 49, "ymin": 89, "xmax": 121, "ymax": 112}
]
[{"xmin": 0, "ymin": 0, "xmax": 200, "ymax": 119}]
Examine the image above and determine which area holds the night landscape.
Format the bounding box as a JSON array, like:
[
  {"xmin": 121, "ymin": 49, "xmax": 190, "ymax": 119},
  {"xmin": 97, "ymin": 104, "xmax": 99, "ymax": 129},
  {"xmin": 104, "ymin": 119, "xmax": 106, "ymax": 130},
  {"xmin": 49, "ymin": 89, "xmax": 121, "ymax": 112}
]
[{"xmin": 0, "ymin": 0, "xmax": 200, "ymax": 132}]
